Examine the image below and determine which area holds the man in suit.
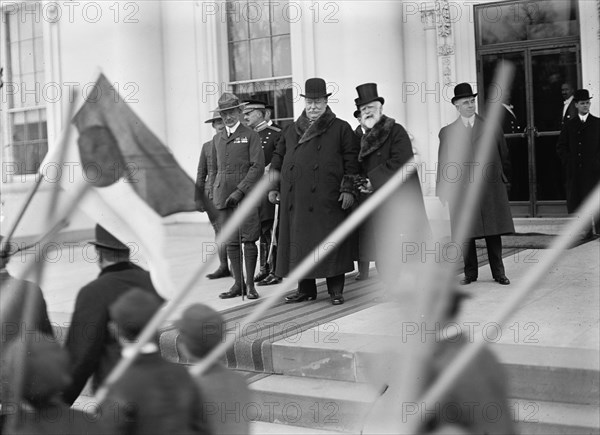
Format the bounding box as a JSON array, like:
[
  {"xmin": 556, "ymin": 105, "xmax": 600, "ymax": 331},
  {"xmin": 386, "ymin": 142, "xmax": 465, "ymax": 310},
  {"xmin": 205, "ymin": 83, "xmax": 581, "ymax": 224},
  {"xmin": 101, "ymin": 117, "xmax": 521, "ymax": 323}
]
[
  {"xmin": 561, "ymin": 82, "xmax": 578, "ymax": 128},
  {"xmin": 196, "ymin": 115, "xmax": 230, "ymax": 280},
  {"xmin": 269, "ymin": 78, "xmax": 359, "ymax": 305},
  {"xmin": 437, "ymin": 83, "xmax": 514, "ymax": 286},
  {"xmin": 210, "ymin": 93, "xmax": 265, "ymax": 300},
  {"xmin": 243, "ymin": 97, "xmax": 283, "ymax": 286},
  {"xmin": 353, "ymin": 83, "xmax": 430, "ymax": 287},
  {"xmin": 557, "ymin": 89, "xmax": 600, "ymax": 236},
  {"xmin": 63, "ymin": 225, "xmax": 162, "ymax": 404}
]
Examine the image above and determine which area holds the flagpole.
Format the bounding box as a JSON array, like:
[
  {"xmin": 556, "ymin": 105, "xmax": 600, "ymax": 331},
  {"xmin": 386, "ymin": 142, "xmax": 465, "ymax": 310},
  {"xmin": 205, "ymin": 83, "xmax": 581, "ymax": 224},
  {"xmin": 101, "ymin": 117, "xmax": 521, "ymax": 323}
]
[
  {"xmin": 94, "ymin": 174, "xmax": 275, "ymax": 403},
  {"xmin": 190, "ymin": 160, "xmax": 418, "ymax": 378},
  {"xmin": 416, "ymin": 182, "xmax": 600, "ymax": 428}
]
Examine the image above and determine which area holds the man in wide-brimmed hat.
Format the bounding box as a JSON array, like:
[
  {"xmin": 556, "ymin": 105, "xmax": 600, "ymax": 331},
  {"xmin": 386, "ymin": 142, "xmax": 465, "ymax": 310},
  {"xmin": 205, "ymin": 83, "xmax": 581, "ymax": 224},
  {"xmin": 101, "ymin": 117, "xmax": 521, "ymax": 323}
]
[
  {"xmin": 243, "ymin": 95, "xmax": 283, "ymax": 287},
  {"xmin": 196, "ymin": 114, "xmax": 230, "ymax": 280},
  {"xmin": 557, "ymin": 88, "xmax": 600, "ymax": 236},
  {"xmin": 269, "ymin": 78, "xmax": 360, "ymax": 305},
  {"xmin": 63, "ymin": 224, "xmax": 162, "ymax": 404},
  {"xmin": 437, "ymin": 82, "xmax": 514, "ymax": 286},
  {"xmin": 352, "ymin": 83, "xmax": 430, "ymax": 288},
  {"xmin": 210, "ymin": 93, "xmax": 265, "ymax": 300}
]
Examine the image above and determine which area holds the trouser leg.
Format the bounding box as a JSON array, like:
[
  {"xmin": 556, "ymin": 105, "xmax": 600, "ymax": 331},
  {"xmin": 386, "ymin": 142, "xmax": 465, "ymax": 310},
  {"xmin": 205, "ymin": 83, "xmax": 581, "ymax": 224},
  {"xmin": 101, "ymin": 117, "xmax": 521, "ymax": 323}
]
[
  {"xmin": 244, "ymin": 242, "xmax": 258, "ymax": 289},
  {"xmin": 326, "ymin": 274, "xmax": 345, "ymax": 297},
  {"xmin": 298, "ymin": 279, "xmax": 317, "ymax": 296},
  {"xmin": 485, "ymin": 235, "xmax": 505, "ymax": 279},
  {"xmin": 463, "ymin": 238, "xmax": 479, "ymax": 279}
]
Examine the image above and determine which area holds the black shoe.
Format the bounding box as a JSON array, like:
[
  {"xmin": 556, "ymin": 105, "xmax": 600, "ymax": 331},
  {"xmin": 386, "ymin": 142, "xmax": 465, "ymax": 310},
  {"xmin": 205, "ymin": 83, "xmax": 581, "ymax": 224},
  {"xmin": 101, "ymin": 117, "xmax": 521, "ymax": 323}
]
[
  {"xmin": 495, "ymin": 276, "xmax": 510, "ymax": 285},
  {"xmin": 246, "ymin": 287, "xmax": 259, "ymax": 299},
  {"xmin": 285, "ymin": 292, "xmax": 317, "ymax": 303},
  {"xmin": 460, "ymin": 277, "xmax": 477, "ymax": 285},
  {"xmin": 331, "ymin": 295, "xmax": 344, "ymax": 305},
  {"xmin": 257, "ymin": 273, "xmax": 282, "ymax": 286},
  {"xmin": 207, "ymin": 268, "xmax": 231, "ymax": 280},
  {"xmin": 219, "ymin": 285, "xmax": 242, "ymax": 299},
  {"xmin": 254, "ymin": 268, "xmax": 270, "ymax": 283}
]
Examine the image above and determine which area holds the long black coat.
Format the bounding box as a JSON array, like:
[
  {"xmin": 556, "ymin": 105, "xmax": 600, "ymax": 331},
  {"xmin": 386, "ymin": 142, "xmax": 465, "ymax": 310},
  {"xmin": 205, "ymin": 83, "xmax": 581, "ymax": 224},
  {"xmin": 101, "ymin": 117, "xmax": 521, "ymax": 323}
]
[
  {"xmin": 557, "ymin": 114, "xmax": 600, "ymax": 213},
  {"xmin": 356, "ymin": 116, "xmax": 430, "ymax": 266},
  {"xmin": 437, "ymin": 116, "xmax": 514, "ymax": 239},
  {"xmin": 63, "ymin": 262, "xmax": 160, "ymax": 405},
  {"xmin": 271, "ymin": 107, "xmax": 360, "ymax": 278}
]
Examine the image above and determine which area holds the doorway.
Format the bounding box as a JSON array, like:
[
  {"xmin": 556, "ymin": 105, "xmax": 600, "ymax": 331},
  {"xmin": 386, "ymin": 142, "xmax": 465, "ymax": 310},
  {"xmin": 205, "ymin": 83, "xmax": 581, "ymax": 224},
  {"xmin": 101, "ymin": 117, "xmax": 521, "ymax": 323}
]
[{"xmin": 475, "ymin": 1, "xmax": 580, "ymax": 217}]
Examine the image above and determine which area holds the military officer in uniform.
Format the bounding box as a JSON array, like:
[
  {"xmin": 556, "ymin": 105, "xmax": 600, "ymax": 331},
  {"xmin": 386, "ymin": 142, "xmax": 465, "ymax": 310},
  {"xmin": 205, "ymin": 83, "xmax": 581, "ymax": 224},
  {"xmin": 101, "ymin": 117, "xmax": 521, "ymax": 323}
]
[{"xmin": 243, "ymin": 97, "xmax": 283, "ymax": 286}]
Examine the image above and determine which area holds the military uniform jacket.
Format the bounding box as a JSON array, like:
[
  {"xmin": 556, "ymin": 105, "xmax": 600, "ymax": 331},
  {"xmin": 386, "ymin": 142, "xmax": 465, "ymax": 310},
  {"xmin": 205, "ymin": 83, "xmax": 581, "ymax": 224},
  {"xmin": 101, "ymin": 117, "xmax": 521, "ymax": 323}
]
[
  {"xmin": 557, "ymin": 114, "xmax": 600, "ymax": 212},
  {"xmin": 210, "ymin": 124, "xmax": 265, "ymax": 210},
  {"xmin": 256, "ymin": 121, "xmax": 282, "ymax": 223},
  {"xmin": 437, "ymin": 115, "xmax": 515, "ymax": 239},
  {"xmin": 63, "ymin": 262, "xmax": 161, "ymax": 405}
]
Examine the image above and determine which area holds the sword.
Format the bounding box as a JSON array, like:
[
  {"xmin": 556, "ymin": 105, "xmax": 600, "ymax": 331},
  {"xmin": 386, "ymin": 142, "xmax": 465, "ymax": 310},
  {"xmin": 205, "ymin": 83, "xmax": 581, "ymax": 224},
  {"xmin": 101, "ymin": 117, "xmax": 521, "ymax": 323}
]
[{"xmin": 267, "ymin": 203, "xmax": 279, "ymax": 265}]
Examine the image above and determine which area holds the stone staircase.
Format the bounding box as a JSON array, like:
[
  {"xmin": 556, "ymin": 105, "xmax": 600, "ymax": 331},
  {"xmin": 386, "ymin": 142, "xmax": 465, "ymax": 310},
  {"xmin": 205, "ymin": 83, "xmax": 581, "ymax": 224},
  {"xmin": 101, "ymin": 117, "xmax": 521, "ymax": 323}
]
[{"xmin": 244, "ymin": 329, "xmax": 600, "ymax": 434}]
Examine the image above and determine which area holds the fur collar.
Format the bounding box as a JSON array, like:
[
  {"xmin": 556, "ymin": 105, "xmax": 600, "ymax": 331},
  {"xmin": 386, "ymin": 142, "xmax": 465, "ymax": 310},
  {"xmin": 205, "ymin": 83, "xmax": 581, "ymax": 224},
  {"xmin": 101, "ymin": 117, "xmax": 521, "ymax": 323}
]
[
  {"xmin": 295, "ymin": 106, "xmax": 337, "ymax": 144},
  {"xmin": 358, "ymin": 115, "xmax": 396, "ymax": 162}
]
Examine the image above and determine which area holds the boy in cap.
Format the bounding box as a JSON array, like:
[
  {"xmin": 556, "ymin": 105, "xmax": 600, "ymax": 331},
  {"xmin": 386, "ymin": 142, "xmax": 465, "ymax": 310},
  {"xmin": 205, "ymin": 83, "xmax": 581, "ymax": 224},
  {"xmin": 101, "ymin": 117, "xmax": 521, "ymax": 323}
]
[
  {"xmin": 63, "ymin": 224, "xmax": 162, "ymax": 404},
  {"xmin": 103, "ymin": 289, "xmax": 209, "ymax": 435},
  {"xmin": 177, "ymin": 304, "xmax": 251, "ymax": 435},
  {"xmin": 1, "ymin": 334, "xmax": 109, "ymax": 434}
]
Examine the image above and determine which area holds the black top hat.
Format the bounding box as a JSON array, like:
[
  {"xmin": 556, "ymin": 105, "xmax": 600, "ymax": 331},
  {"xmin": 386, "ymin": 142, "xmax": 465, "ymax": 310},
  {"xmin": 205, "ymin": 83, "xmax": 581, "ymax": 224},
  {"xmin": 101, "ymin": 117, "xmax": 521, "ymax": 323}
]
[
  {"xmin": 210, "ymin": 93, "xmax": 248, "ymax": 113},
  {"xmin": 300, "ymin": 78, "xmax": 332, "ymax": 99},
  {"xmin": 451, "ymin": 82, "xmax": 478, "ymax": 104},
  {"xmin": 89, "ymin": 224, "xmax": 129, "ymax": 251},
  {"xmin": 354, "ymin": 83, "xmax": 385, "ymax": 108},
  {"xmin": 573, "ymin": 89, "xmax": 592, "ymax": 102}
]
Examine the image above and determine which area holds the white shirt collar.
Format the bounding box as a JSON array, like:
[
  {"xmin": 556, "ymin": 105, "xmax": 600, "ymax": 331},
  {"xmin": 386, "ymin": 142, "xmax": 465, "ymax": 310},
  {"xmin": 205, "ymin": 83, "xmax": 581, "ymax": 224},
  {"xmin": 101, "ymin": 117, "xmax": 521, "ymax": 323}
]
[
  {"xmin": 226, "ymin": 122, "xmax": 240, "ymax": 136},
  {"xmin": 580, "ymin": 113, "xmax": 589, "ymax": 122},
  {"xmin": 121, "ymin": 342, "xmax": 159, "ymax": 357},
  {"xmin": 461, "ymin": 115, "xmax": 475, "ymax": 127},
  {"xmin": 563, "ymin": 96, "xmax": 574, "ymax": 117}
]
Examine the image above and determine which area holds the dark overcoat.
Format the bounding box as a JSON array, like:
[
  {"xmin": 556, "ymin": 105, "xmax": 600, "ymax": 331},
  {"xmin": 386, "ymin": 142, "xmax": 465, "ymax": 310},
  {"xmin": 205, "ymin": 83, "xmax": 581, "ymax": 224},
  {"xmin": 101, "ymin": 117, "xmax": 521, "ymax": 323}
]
[
  {"xmin": 556, "ymin": 114, "xmax": 600, "ymax": 213},
  {"xmin": 195, "ymin": 138, "xmax": 216, "ymax": 201},
  {"xmin": 357, "ymin": 116, "xmax": 431, "ymax": 267},
  {"xmin": 437, "ymin": 115, "xmax": 514, "ymax": 239},
  {"xmin": 256, "ymin": 122, "xmax": 282, "ymax": 223},
  {"xmin": 102, "ymin": 352, "xmax": 209, "ymax": 435},
  {"xmin": 63, "ymin": 262, "xmax": 161, "ymax": 405},
  {"xmin": 271, "ymin": 107, "xmax": 360, "ymax": 278}
]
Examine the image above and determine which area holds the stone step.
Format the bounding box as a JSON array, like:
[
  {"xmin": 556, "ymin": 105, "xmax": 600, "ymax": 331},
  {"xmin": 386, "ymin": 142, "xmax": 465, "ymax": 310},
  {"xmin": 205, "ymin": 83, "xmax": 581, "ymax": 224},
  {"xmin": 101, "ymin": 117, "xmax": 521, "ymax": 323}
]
[
  {"xmin": 250, "ymin": 420, "xmax": 344, "ymax": 434},
  {"xmin": 248, "ymin": 374, "xmax": 600, "ymax": 435},
  {"xmin": 271, "ymin": 334, "xmax": 600, "ymax": 406}
]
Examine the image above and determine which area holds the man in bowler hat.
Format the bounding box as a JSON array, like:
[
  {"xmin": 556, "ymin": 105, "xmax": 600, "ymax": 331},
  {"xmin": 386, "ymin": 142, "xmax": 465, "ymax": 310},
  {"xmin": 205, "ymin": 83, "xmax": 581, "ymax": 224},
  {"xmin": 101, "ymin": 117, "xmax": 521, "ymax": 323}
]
[
  {"xmin": 243, "ymin": 96, "xmax": 283, "ymax": 286},
  {"xmin": 437, "ymin": 83, "xmax": 514, "ymax": 286},
  {"xmin": 196, "ymin": 114, "xmax": 231, "ymax": 279},
  {"xmin": 269, "ymin": 78, "xmax": 360, "ymax": 305},
  {"xmin": 210, "ymin": 93, "xmax": 265, "ymax": 300},
  {"xmin": 63, "ymin": 225, "xmax": 162, "ymax": 404},
  {"xmin": 557, "ymin": 89, "xmax": 600, "ymax": 236}
]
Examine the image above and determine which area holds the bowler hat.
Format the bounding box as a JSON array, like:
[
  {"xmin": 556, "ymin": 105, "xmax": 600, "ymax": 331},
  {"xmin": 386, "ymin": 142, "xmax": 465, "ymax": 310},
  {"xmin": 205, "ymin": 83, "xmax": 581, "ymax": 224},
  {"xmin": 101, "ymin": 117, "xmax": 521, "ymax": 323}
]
[
  {"xmin": 89, "ymin": 224, "xmax": 129, "ymax": 251},
  {"xmin": 204, "ymin": 115, "xmax": 222, "ymax": 124},
  {"xmin": 176, "ymin": 303, "xmax": 225, "ymax": 358},
  {"xmin": 573, "ymin": 89, "xmax": 592, "ymax": 102},
  {"xmin": 451, "ymin": 82, "xmax": 478, "ymax": 104},
  {"xmin": 210, "ymin": 93, "xmax": 248, "ymax": 113},
  {"xmin": 354, "ymin": 83, "xmax": 385, "ymax": 108},
  {"xmin": 109, "ymin": 288, "xmax": 163, "ymax": 339},
  {"xmin": 300, "ymin": 78, "xmax": 332, "ymax": 99}
]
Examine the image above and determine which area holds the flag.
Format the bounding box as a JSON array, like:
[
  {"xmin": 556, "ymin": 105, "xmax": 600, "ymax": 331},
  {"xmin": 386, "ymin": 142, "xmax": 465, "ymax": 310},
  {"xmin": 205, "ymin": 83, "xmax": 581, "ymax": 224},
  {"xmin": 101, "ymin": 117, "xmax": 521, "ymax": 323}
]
[{"xmin": 72, "ymin": 73, "xmax": 196, "ymax": 216}]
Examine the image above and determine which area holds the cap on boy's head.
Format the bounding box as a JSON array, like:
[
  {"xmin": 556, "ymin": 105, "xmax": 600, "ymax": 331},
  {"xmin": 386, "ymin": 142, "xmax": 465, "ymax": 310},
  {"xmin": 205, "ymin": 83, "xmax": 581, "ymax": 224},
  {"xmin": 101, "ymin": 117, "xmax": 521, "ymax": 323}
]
[
  {"xmin": 109, "ymin": 288, "xmax": 162, "ymax": 340},
  {"xmin": 3, "ymin": 334, "xmax": 70, "ymax": 407},
  {"xmin": 176, "ymin": 304, "xmax": 225, "ymax": 358}
]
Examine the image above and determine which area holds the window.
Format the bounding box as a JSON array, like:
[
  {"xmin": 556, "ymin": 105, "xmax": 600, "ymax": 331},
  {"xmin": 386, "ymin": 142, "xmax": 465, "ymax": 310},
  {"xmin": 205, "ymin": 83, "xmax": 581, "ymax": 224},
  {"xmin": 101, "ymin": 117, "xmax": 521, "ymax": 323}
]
[
  {"xmin": 1, "ymin": 3, "xmax": 48, "ymax": 177},
  {"xmin": 226, "ymin": 0, "xmax": 294, "ymax": 127}
]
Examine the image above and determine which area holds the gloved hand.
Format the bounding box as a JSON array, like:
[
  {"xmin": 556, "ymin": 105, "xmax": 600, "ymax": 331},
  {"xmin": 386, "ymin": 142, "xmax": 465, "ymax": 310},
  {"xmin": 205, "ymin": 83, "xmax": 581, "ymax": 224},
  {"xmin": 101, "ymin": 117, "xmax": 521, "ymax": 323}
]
[
  {"xmin": 338, "ymin": 192, "xmax": 354, "ymax": 210},
  {"xmin": 225, "ymin": 189, "xmax": 244, "ymax": 208},
  {"xmin": 268, "ymin": 190, "xmax": 280, "ymax": 204}
]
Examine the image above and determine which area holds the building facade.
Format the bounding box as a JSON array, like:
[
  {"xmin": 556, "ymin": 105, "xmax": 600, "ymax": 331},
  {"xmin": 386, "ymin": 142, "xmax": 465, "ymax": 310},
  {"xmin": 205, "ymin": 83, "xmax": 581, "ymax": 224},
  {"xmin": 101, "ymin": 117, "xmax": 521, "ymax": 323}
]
[{"xmin": 1, "ymin": 0, "xmax": 599, "ymax": 238}]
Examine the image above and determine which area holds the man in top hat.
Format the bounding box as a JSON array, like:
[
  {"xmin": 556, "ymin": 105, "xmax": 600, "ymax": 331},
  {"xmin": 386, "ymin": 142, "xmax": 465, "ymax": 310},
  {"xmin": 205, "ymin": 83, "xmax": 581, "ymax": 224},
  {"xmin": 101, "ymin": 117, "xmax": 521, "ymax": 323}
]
[
  {"xmin": 177, "ymin": 304, "xmax": 252, "ymax": 435},
  {"xmin": 196, "ymin": 114, "xmax": 231, "ymax": 280},
  {"xmin": 210, "ymin": 93, "xmax": 265, "ymax": 300},
  {"xmin": 437, "ymin": 82, "xmax": 514, "ymax": 286},
  {"xmin": 243, "ymin": 95, "xmax": 283, "ymax": 286},
  {"xmin": 557, "ymin": 89, "xmax": 600, "ymax": 235},
  {"xmin": 353, "ymin": 83, "xmax": 430, "ymax": 287},
  {"xmin": 269, "ymin": 78, "xmax": 360, "ymax": 305},
  {"xmin": 62, "ymin": 225, "xmax": 162, "ymax": 405},
  {"xmin": 102, "ymin": 289, "xmax": 209, "ymax": 435}
]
